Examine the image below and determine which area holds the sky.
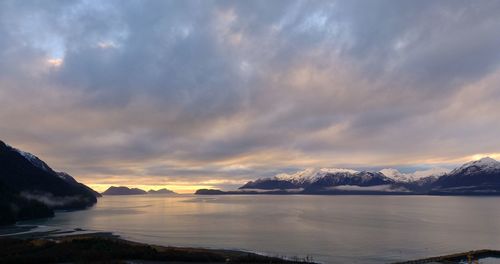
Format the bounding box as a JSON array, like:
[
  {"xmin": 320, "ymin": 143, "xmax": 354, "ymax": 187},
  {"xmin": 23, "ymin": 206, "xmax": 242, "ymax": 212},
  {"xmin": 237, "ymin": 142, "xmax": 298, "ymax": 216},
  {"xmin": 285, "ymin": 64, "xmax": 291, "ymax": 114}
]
[{"xmin": 1, "ymin": 0, "xmax": 500, "ymax": 193}]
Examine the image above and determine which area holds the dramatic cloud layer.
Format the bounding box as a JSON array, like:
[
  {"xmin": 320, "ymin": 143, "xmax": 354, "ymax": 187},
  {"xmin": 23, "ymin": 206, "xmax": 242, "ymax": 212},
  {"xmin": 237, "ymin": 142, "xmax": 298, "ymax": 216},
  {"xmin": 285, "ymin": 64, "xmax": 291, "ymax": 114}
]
[{"xmin": 1, "ymin": 0, "xmax": 500, "ymax": 192}]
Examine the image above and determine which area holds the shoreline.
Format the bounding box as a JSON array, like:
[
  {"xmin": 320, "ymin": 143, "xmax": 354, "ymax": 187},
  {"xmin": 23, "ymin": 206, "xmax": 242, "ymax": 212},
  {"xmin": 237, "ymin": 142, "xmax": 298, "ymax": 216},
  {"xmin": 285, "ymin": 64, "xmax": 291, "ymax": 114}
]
[
  {"xmin": 3, "ymin": 226, "xmax": 500, "ymax": 264},
  {"xmin": 391, "ymin": 249, "xmax": 500, "ymax": 264},
  {"xmin": 194, "ymin": 189, "xmax": 500, "ymax": 196},
  {"xmin": 0, "ymin": 227, "xmax": 316, "ymax": 264}
]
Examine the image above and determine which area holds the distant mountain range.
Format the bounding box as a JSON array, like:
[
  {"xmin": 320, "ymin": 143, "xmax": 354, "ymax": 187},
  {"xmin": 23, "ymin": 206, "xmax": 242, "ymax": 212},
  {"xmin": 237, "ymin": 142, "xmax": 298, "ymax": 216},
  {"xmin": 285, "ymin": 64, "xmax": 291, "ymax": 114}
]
[
  {"xmin": 102, "ymin": 186, "xmax": 176, "ymax": 195},
  {"xmin": 3, "ymin": 136, "xmax": 500, "ymax": 225},
  {"xmin": 0, "ymin": 140, "xmax": 100, "ymax": 225},
  {"xmin": 197, "ymin": 157, "xmax": 500, "ymax": 195}
]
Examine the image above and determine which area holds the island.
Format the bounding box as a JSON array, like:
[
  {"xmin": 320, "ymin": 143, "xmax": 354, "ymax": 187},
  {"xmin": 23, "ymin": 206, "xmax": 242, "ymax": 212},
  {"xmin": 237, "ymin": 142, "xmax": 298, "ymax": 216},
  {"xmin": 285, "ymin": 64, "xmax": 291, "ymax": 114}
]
[
  {"xmin": 102, "ymin": 186, "xmax": 148, "ymax": 195},
  {"xmin": 101, "ymin": 186, "xmax": 177, "ymax": 195}
]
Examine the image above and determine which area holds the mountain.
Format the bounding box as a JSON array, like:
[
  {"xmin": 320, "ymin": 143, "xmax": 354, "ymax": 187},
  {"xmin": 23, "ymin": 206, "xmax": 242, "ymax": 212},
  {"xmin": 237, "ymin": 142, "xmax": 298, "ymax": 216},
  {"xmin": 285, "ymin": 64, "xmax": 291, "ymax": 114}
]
[
  {"xmin": 276, "ymin": 168, "xmax": 359, "ymax": 186},
  {"xmin": 380, "ymin": 167, "xmax": 450, "ymax": 193},
  {"xmin": 0, "ymin": 140, "xmax": 100, "ymax": 225},
  {"xmin": 303, "ymin": 171, "xmax": 407, "ymax": 194},
  {"xmin": 431, "ymin": 157, "xmax": 500, "ymax": 194},
  {"xmin": 380, "ymin": 167, "xmax": 449, "ymax": 182},
  {"xmin": 304, "ymin": 171, "xmax": 395, "ymax": 190},
  {"xmin": 239, "ymin": 178, "xmax": 301, "ymax": 190},
  {"xmin": 102, "ymin": 186, "xmax": 147, "ymax": 195},
  {"xmin": 57, "ymin": 172, "xmax": 102, "ymax": 198},
  {"xmin": 0, "ymin": 140, "xmax": 99, "ymax": 208},
  {"xmin": 233, "ymin": 157, "xmax": 500, "ymax": 195},
  {"xmin": 240, "ymin": 168, "xmax": 404, "ymax": 194},
  {"xmin": 148, "ymin": 188, "xmax": 176, "ymax": 194},
  {"xmin": 195, "ymin": 189, "xmax": 227, "ymax": 195},
  {"xmin": 240, "ymin": 168, "xmax": 360, "ymax": 190}
]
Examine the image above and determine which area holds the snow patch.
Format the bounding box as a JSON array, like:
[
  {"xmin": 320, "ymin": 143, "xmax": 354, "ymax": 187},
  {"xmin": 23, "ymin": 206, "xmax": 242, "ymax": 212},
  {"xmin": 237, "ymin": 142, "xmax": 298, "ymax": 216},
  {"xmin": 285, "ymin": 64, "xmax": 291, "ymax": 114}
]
[
  {"xmin": 380, "ymin": 167, "xmax": 449, "ymax": 182},
  {"xmin": 14, "ymin": 149, "xmax": 52, "ymax": 172},
  {"xmin": 450, "ymin": 157, "xmax": 500, "ymax": 175},
  {"xmin": 275, "ymin": 167, "xmax": 359, "ymax": 184}
]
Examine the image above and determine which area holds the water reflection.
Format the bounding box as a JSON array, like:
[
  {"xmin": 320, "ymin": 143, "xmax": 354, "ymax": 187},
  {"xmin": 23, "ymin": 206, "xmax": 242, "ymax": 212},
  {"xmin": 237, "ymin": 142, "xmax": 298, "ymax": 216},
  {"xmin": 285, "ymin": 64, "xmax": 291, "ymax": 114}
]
[{"xmin": 27, "ymin": 195, "xmax": 500, "ymax": 263}]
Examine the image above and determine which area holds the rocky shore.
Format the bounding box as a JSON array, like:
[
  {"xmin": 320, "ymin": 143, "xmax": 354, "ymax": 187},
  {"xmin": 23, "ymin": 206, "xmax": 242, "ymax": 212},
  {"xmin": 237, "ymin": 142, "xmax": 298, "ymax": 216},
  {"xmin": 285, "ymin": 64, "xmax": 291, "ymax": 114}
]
[{"xmin": 0, "ymin": 228, "xmax": 316, "ymax": 264}]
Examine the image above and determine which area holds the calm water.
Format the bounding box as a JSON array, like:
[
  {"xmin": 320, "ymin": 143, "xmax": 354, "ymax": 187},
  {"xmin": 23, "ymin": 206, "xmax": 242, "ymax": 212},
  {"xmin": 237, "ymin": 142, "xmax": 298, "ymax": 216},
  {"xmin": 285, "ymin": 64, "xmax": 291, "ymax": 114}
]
[{"xmin": 25, "ymin": 195, "xmax": 500, "ymax": 263}]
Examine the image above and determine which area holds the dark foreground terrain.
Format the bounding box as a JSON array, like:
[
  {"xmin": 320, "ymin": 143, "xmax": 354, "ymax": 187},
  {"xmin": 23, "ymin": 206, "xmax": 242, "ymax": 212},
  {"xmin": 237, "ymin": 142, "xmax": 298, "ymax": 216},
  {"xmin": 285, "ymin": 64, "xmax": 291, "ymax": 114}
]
[
  {"xmin": 0, "ymin": 232, "xmax": 315, "ymax": 264},
  {"xmin": 392, "ymin": 249, "xmax": 500, "ymax": 263}
]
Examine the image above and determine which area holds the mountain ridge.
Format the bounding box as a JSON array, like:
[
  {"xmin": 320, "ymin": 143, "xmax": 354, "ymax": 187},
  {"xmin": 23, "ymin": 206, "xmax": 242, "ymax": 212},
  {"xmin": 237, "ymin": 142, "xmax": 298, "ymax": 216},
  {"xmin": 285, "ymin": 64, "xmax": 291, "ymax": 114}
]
[
  {"xmin": 223, "ymin": 157, "xmax": 500, "ymax": 195},
  {"xmin": 0, "ymin": 140, "xmax": 100, "ymax": 225}
]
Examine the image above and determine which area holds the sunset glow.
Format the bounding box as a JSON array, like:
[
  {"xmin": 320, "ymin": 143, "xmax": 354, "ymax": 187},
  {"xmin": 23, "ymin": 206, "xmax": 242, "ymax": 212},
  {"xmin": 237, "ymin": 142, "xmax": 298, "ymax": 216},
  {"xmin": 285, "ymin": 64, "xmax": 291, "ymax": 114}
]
[{"xmin": 1, "ymin": 1, "xmax": 499, "ymax": 192}]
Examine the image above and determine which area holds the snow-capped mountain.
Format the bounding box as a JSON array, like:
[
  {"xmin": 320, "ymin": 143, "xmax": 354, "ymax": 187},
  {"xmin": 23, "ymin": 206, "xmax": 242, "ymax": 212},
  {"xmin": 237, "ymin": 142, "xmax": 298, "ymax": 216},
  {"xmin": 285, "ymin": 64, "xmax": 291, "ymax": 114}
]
[
  {"xmin": 243, "ymin": 166, "xmax": 452, "ymax": 191},
  {"xmin": 13, "ymin": 147, "xmax": 52, "ymax": 172},
  {"xmin": 305, "ymin": 171, "xmax": 393, "ymax": 188},
  {"xmin": 6, "ymin": 143, "xmax": 100, "ymax": 197},
  {"xmin": 240, "ymin": 166, "xmax": 448, "ymax": 191},
  {"xmin": 302, "ymin": 171, "xmax": 400, "ymax": 193},
  {"xmin": 275, "ymin": 168, "xmax": 359, "ymax": 185},
  {"xmin": 240, "ymin": 168, "xmax": 397, "ymax": 192},
  {"xmin": 380, "ymin": 167, "xmax": 450, "ymax": 182},
  {"xmin": 448, "ymin": 157, "xmax": 500, "ymax": 175},
  {"xmin": 431, "ymin": 157, "xmax": 500, "ymax": 193},
  {"xmin": 236, "ymin": 157, "xmax": 500, "ymax": 195},
  {"xmin": 195, "ymin": 157, "xmax": 500, "ymax": 195},
  {"xmin": 0, "ymin": 140, "xmax": 100, "ymax": 209}
]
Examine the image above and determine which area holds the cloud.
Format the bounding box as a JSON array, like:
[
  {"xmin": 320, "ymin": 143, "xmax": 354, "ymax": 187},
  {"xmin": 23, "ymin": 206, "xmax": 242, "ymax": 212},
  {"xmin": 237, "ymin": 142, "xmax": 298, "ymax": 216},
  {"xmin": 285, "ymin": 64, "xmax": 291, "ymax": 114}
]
[{"xmin": 1, "ymin": 0, "xmax": 500, "ymax": 192}]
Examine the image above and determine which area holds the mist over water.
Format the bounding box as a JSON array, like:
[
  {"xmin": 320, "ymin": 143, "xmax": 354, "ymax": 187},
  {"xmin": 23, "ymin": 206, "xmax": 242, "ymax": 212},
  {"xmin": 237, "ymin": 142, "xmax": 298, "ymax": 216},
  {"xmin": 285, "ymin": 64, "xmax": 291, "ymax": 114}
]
[{"xmin": 26, "ymin": 195, "xmax": 500, "ymax": 263}]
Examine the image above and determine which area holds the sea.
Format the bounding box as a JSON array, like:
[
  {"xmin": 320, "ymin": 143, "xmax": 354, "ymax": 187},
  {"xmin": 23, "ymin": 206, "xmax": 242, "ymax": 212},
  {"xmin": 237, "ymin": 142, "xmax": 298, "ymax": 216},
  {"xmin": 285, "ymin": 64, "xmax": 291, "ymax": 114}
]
[{"xmin": 21, "ymin": 194, "xmax": 500, "ymax": 263}]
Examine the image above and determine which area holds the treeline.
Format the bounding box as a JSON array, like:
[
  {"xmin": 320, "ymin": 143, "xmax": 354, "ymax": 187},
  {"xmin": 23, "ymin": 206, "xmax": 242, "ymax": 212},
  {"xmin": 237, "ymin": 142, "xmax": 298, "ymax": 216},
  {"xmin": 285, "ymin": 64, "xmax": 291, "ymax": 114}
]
[{"xmin": 0, "ymin": 181, "xmax": 53, "ymax": 225}]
